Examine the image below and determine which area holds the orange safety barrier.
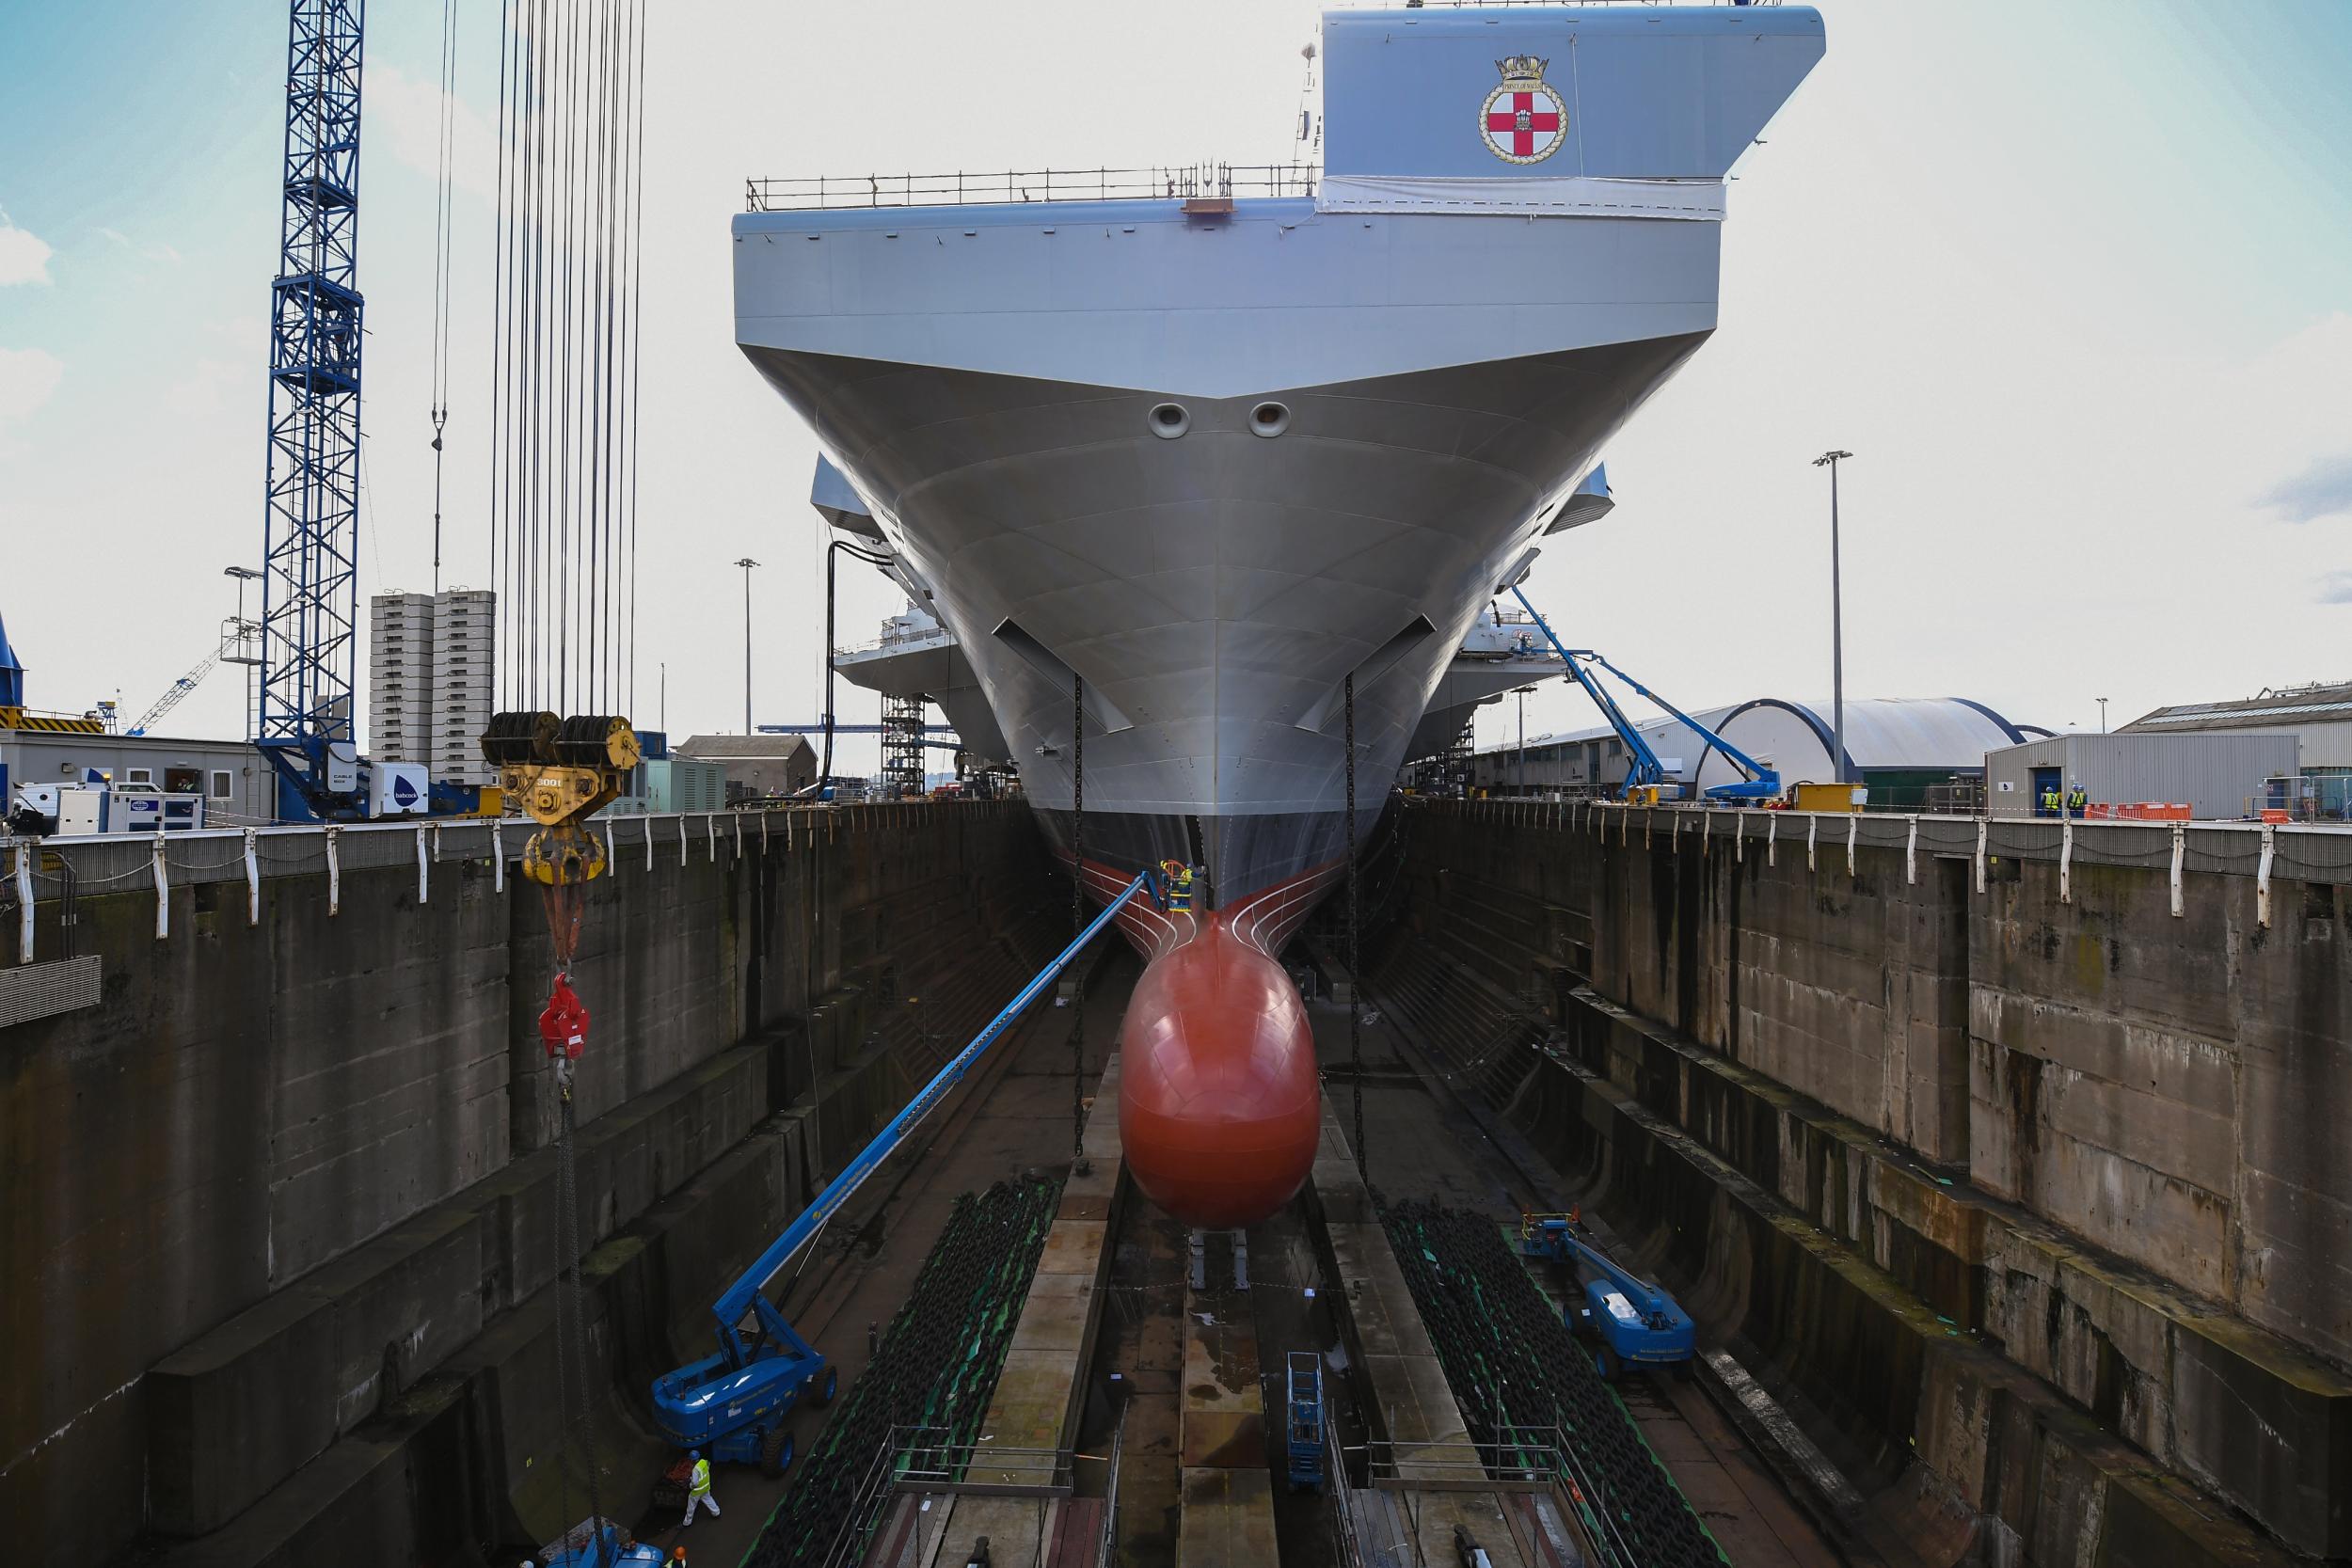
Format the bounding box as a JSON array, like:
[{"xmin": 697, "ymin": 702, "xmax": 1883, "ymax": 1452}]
[{"xmin": 2083, "ymin": 801, "xmax": 2192, "ymax": 822}]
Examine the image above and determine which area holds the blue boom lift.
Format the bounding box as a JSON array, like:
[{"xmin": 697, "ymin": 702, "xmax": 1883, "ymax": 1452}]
[
  {"xmin": 1518, "ymin": 1212, "xmax": 1694, "ymax": 1379},
  {"xmin": 649, "ymin": 872, "xmax": 1152, "ymax": 1475},
  {"xmin": 1505, "ymin": 585, "xmax": 1781, "ymax": 803}
]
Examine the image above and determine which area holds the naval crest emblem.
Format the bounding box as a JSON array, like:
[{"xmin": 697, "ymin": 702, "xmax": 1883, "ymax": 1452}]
[{"xmin": 1481, "ymin": 55, "xmax": 1566, "ymax": 165}]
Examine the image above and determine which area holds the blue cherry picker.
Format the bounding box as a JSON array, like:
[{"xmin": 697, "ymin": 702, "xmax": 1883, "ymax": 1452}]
[
  {"xmin": 648, "ymin": 871, "xmax": 1152, "ymax": 1478},
  {"xmin": 1505, "ymin": 584, "xmax": 1781, "ymax": 804},
  {"xmin": 1518, "ymin": 1211, "xmax": 1694, "ymax": 1379}
]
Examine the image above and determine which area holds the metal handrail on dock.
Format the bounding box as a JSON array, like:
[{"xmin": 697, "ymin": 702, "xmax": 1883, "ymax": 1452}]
[
  {"xmin": 811, "ymin": 1426, "xmax": 1076, "ymax": 1568},
  {"xmin": 745, "ymin": 162, "xmax": 1318, "ymax": 212},
  {"xmin": 1363, "ymin": 1434, "xmax": 1562, "ymax": 1493}
]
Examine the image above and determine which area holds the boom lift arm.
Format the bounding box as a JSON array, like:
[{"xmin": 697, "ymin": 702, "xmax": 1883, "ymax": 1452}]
[
  {"xmin": 650, "ymin": 871, "xmax": 1153, "ymax": 1468},
  {"xmin": 1505, "ymin": 586, "xmax": 1781, "ymax": 802}
]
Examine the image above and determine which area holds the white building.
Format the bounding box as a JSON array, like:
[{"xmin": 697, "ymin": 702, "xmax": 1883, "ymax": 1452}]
[
  {"xmin": 429, "ymin": 589, "xmax": 497, "ymax": 787},
  {"xmin": 368, "ymin": 593, "xmax": 436, "ymax": 768},
  {"xmin": 367, "ymin": 588, "xmax": 497, "ymax": 785}
]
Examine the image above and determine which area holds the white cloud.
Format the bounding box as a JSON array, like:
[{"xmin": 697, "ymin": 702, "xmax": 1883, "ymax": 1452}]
[
  {"xmin": 0, "ymin": 346, "xmax": 64, "ymax": 426},
  {"xmin": 95, "ymin": 226, "xmax": 183, "ymax": 268},
  {"xmin": 371, "ymin": 63, "xmax": 500, "ymax": 203},
  {"xmin": 0, "ymin": 209, "xmax": 54, "ymax": 285}
]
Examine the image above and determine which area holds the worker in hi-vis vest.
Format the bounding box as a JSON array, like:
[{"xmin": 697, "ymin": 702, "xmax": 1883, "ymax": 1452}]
[
  {"xmin": 2066, "ymin": 783, "xmax": 2089, "ymax": 817},
  {"xmin": 683, "ymin": 1448, "xmax": 719, "ymax": 1525},
  {"xmin": 1160, "ymin": 858, "xmax": 1195, "ymax": 912},
  {"xmin": 2040, "ymin": 785, "xmax": 2061, "ymax": 817}
]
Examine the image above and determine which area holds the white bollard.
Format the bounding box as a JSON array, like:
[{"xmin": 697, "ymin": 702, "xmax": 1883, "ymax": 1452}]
[
  {"xmin": 2256, "ymin": 826, "xmax": 2276, "ymax": 928},
  {"xmin": 2169, "ymin": 822, "xmax": 2185, "ymax": 917},
  {"xmin": 17, "ymin": 844, "xmax": 35, "ymax": 962},
  {"xmin": 153, "ymin": 831, "xmax": 170, "ymax": 941},
  {"xmin": 325, "ymin": 825, "xmax": 342, "ymax": 916}
]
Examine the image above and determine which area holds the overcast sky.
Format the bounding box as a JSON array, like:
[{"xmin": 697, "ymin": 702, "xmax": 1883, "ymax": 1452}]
[{"xmin": 2, "ymin": 1, "xmax": 2348, "ymax": 773}]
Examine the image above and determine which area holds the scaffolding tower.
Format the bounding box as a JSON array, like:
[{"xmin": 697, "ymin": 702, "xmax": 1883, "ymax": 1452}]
[
  {"xmin": 1415, "ymin": 716, "xmax": 1476, "ymax": 799},
  {"xmin": 882, "ymin": 692, "xmax": 929, "ymax": 800}
]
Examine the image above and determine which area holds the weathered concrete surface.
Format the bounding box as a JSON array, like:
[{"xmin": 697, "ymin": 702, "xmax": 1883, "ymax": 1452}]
[
  {"xmin": 1305, "ymin": 1096, "xmax": 1530, "ymax": 1568},
  {"xmin": 0, "ymin": 801, "xmax": 1047, "ymax": 1561},
  {"xmin": 931, "ymin": 1057, "xmax": 1124, "ymax": 1568},
  {"xmin": 1971, "ymin": 861, "xmax": 2352, "ymax": 1371},
  {"xmin": 1381, "ymin": 800, "xmax": 2352, "ymax": 1560},
  {"xmin": 145, "ymin": 1043, "xmax": 769, "ymax": 1534},
  {"xmin": 148, "ymin": 1114, "xmax": 809, "ymax": 1568}
]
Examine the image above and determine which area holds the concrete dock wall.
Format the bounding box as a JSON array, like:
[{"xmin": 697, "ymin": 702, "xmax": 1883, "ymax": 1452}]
[
  {"xmin": 0, "ymin": 802, "xmax": 1049, "ymax": 1562},
  {"xmin": 1375, "ymin": 800, "xmax": 2351, "ymax": 1560}
]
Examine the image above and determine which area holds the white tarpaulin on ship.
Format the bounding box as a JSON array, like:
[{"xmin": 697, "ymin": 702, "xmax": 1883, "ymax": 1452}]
[{"xmin": 1314, "ymin": 175, "xmax": 1725, "ymax": 221}]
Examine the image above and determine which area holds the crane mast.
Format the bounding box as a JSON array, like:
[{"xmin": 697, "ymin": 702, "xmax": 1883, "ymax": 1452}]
[{"xmin": 258, "ymin": 0, "xmax": 367, "ymax": 818}]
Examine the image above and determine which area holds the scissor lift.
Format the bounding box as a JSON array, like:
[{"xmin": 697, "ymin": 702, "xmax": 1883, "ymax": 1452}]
[{"xmin": 1285, "ymin": 1351, "xmax": 1326, "ymax": 1492}]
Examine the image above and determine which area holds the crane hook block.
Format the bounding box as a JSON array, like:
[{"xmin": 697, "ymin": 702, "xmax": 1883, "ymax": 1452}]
[
  {"xmin": 539, "ymin": 975, "xmax": 589, "ymax": 1061},
  {"xmin": 482, "ymin": 711, "xmax": 639, "ymax": 883},
  {"xmin": 523, "ymin": 820, "xmax": 610, "ymax": 887}
]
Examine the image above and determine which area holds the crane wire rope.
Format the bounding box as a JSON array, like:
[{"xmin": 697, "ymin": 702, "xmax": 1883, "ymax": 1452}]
[
  {"xmin": 485, "ymin": 5, "xmax": 648, "ymax": 1554},
  {"xmin": 428, "ymin": 0, "xmax": 457, "ymax": 594}
]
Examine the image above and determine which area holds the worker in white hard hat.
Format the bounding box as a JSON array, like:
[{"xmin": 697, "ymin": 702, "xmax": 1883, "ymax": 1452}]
[{"xmin": 683, "ymin": 1448, "xmax": 720, "ymax": 1526}]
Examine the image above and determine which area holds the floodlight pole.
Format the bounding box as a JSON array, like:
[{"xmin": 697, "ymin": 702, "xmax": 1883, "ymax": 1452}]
[
  {"xmin": 735, "ymin": 558, "xmax": 760, "ymax": 735},
  {"xmin": 1814, "ymin": 451, "xmax": 1853, "ymax": 785}
]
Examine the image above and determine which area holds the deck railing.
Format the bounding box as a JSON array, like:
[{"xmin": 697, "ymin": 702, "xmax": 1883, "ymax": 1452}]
[{"xmin": 746, "ymin": 162, "xmax": 1319, "ymax": 213}]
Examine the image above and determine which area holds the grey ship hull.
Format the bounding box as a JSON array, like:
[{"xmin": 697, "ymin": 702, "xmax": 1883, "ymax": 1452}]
[
  {"xmin": 735, "ymin": 7, "xmax": 1825, "ymax": 912},
  {"xmin": 741, "ymin": 306, "xmax": 1706, "ymax": 910}
]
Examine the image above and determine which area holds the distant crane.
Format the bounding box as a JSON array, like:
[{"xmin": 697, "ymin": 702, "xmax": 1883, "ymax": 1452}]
[
  {"xmin": 128, "ymin": 617, "xmax": 263, "ymax": 738},
  {"xmin": 255, "ymin": 0, "xmax": 368, "ymax": 818}
]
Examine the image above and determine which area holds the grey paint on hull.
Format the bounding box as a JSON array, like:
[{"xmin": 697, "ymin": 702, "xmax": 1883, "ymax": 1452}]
[
  {"xmin": 741, "ymin": 332, "xmax": 1702, "ymax": 899},
  {"xmin": 733, "ymin": 200, "xmax": 1720, "ymax": 398},
  {"xmin": 737, "ymin": 201, "xmax": 1725, "ymax": 898}
]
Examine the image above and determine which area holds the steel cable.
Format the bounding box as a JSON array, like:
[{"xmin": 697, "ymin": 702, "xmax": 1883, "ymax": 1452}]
[
  {"xmin": 1347, "ymin": 673, "xmax": 1364, "ymax": 1181},
  {"xmin": 1070, "ymin": 673, "xmax": 1086, "ymax": 1163}
]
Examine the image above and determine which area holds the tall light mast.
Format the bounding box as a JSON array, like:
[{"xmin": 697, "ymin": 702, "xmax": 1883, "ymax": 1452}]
[{"xmin": 258, "ymin": 0, "xmax": 367, "ymax": 818}]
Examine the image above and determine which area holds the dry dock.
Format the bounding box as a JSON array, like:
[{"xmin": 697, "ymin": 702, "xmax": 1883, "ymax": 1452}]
[{"xmin": 7, "ymin": 798, "xmax": 2348, "ymax": 1567}]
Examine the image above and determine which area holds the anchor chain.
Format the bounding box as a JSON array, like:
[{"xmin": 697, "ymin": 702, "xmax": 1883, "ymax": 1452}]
[{"xmin": 1347, "ymin": 673, "xmax": 1365, "ymax": 1183}]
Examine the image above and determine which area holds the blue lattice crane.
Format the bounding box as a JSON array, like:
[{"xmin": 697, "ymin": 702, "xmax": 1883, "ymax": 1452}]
[{"xmin": 257, "ymin": 0, "xmax": 368, "ymax": 819}]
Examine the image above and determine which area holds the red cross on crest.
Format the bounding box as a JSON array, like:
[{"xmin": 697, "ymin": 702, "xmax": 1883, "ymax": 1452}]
[{"xmin": 1481, "ymin": 55, "xmax": 1567, "ymax": 166}]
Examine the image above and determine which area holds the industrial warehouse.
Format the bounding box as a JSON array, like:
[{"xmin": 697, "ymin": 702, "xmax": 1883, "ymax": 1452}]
[{"xmin": 4, "ymin": 6, "xmax": 2350, "ymax": 1568}]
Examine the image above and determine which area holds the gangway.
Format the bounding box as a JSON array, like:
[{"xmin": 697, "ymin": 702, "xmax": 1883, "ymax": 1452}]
[
  {"xmin": 1505, "ymin": 585, "xmax": 1781, "ymax": 803},
  {"xmin": 649, "ymin": 870, "xmax": 1152, "ymax": 1475}
]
